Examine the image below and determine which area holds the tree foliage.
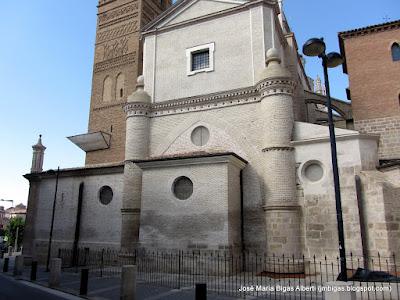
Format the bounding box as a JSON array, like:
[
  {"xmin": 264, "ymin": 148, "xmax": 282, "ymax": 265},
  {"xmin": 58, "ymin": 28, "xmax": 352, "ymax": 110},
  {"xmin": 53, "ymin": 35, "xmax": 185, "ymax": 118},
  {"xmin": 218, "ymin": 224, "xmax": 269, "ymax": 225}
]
[{"xmin": 5, "ymin": 217, "xmax": 25, "ymax": 248}]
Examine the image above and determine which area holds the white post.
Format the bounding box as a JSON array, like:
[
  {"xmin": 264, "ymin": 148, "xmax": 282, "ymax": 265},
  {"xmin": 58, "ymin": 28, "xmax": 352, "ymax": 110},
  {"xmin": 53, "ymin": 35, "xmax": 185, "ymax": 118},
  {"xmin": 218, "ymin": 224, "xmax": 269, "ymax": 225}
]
[
  {"xmin": 14, "ymin": 227, "xmax": 19, "ymax": 252},
  {"xmin": 49, "ymin": 258, "xmax": 62, "ymax": 288},
  {"xmin": 13, "ymin": 255, "xmax": 24, "ymax": 276},
  {"xmin": 121, "ymin": 265, "xmax": 137, "ymax": 300}
]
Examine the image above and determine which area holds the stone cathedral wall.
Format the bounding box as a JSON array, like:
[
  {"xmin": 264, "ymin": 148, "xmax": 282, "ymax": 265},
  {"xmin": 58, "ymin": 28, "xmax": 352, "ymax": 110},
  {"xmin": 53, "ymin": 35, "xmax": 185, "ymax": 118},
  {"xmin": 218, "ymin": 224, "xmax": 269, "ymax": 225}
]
[{"xmin": 149, "ymin": 103, "xmax": 268, "ymax": 251}]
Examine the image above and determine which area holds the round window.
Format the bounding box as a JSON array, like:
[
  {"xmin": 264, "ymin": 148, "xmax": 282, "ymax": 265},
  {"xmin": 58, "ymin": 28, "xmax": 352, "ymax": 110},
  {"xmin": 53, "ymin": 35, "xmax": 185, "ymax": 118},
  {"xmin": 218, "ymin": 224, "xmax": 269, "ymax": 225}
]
[
  {"xmin": 191, "ymin": 126, "xmax": 210, "ymax": 146},
  {"xmin": 303, "ymin": 161, "xmax": 324, "ymax": 182},
  {"xmin": 99, "ymin": 186, "xmax": 113, "ymax": 205},
  {"xmin": 172, "ymin": 176, "xmax": 193, "ymax": 200}
]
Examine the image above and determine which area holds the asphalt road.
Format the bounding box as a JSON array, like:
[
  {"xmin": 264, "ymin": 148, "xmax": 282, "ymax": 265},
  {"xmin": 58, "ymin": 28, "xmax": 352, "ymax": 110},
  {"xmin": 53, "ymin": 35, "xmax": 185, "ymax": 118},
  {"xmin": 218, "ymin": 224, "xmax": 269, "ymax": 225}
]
[{"xmin": 0, "ymin": 273, "xmax": 81, "ymax": 300}]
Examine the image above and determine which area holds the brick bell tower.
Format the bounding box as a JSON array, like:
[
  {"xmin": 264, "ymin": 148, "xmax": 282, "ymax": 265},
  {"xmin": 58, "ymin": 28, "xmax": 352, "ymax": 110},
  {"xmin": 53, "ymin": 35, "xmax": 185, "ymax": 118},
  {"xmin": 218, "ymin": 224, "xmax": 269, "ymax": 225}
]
[{"xmin": 69, "ymin": 0, "xmax": 171, "ymax": 165}]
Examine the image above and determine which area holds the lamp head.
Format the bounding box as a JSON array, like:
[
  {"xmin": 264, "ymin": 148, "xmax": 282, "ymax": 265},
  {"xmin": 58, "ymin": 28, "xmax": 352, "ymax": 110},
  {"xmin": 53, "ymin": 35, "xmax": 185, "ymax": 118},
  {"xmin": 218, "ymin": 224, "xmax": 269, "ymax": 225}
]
[
  {"xmin": 303, "ymin": 38, "xmax": 326, "ymax": 57},
  {"xmin": 326, "ymin": 52, "xmax": 344, "ymax": 68},
  {"xmin": 46, "ymin": 169, "xmax": 56, "ymax": 175}
]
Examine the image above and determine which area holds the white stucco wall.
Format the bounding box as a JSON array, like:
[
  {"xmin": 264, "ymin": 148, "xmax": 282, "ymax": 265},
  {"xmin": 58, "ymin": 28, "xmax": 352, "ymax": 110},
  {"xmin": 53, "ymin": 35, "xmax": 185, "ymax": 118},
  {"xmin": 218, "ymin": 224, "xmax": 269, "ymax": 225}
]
[
  {"xmin": 143, "ymin": 4, "xmax": 277, "ymax": 102},
  {"xmin": 32, "ymin": 172, "xmax": 124, "ymax": 260},
  {"xmin": 139, "ymin": 159, "xmax": 243, "ymax": 250}
]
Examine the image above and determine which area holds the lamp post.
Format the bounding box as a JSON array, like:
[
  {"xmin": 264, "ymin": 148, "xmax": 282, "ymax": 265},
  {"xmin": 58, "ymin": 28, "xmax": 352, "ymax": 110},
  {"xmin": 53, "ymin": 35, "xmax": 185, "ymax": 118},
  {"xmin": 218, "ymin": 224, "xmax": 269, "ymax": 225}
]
[
  {"xmin": 46, "ymin": 167, "xmax": 60, "ymax": 272},
  {"xmin": 303, "ymin": 37, "xmax": 347, "ymax": 281}
]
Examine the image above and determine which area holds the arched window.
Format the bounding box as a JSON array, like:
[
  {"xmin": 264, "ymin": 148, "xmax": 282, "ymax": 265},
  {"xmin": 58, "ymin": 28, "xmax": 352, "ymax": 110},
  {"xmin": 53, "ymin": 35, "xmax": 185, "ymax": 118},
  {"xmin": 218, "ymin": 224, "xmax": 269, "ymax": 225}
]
[
  {"xmin": 102, "ymin": 76, "xmax": 113, "ymax": 102},
  {"xmin": 116, "ymin": 73, "xmax": 125, "ymax": 101},
  {"xmin": 392, "ymin": 43, "xmax": 400, "ymax": 61}
]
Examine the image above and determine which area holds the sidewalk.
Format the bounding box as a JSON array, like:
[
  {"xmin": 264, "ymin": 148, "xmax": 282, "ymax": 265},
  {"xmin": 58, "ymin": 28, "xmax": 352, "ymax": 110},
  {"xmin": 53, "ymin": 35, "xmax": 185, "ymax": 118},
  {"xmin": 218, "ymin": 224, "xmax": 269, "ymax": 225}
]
[{"xmin": 1, "ymin": 257, "xmax": 244, "ymax": 300}]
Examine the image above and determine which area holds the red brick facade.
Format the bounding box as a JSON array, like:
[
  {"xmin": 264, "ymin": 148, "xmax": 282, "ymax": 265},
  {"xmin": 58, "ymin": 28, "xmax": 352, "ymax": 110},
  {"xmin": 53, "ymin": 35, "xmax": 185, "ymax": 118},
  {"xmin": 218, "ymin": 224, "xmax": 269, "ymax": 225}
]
[
  {"xmin": 85, "ymin": 0, "xmax": 171, "ymax": 165},
  {"xmin": 339, "ymin": 20, "xmax": 400, "ymax": 159}
]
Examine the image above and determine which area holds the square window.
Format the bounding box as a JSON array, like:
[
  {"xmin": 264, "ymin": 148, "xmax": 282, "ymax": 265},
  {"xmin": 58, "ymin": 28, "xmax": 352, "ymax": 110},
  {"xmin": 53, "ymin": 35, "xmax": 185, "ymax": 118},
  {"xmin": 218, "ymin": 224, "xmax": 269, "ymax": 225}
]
[
  {"xmin": 186, "ymin": 43, "xmax": 215, "ymax": 76},
  {"xmin": 191, "ymin": 50, "xmax": 210, "ymax": 71}
]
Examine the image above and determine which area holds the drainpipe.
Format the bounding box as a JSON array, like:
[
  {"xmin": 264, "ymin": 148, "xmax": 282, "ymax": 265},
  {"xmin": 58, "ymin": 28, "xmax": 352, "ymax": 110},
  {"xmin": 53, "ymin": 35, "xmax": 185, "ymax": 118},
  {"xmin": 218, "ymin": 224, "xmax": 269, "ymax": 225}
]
[
  {"xmin": 240, "ymin": 170, "xmax": 244, "ymax": 254},
  {"xmin": 72, "ymin": 182, "xmax": 84, "ymax": 266},
  {"xmin": 355, "ymin": 175, "xmax": 368, "ymax": 269},
  {"xmin": 240, "ymin": 170, "xmax": 245, "ymax": 271}
]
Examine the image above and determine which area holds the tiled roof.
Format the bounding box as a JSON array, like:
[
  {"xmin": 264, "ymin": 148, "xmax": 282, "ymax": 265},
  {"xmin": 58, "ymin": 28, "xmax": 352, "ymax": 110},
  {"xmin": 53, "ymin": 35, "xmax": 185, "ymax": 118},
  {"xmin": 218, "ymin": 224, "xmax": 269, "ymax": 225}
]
[{"xmin": 339, "ymin": 19, "xmax": 400, "ymax": 38}]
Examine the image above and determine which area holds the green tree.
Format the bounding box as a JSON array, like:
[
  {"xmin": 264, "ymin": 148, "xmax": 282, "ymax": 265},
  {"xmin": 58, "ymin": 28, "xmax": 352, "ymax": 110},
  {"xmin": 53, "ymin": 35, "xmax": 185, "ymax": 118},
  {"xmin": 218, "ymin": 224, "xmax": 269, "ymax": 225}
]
[{"xmin": 5, "ymin": 217, "xmax": 25, "ymax": 248}]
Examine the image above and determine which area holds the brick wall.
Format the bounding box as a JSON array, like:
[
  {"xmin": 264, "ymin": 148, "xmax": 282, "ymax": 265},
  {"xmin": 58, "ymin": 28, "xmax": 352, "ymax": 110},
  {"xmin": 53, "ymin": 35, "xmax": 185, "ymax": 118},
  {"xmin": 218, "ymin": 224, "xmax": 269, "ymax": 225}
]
[
  {"xmin": 86, "ymin": 0, "xmax": 170, "ymax": 165},
  {"xmin": 341, "ymin": 25, "xmax": 400, "ymax": 159},
  {"xmin": 342, "ymin": 28, "xmax": 400, "ymax": 121}
]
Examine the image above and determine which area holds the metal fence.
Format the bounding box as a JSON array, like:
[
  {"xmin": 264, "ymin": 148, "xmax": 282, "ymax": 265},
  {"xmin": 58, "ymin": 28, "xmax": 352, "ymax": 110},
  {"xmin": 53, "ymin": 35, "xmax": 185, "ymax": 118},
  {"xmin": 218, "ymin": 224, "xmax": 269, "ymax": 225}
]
[{"xmin": 58, "ymin": 248, "xmax": 400, "ymax": 299}]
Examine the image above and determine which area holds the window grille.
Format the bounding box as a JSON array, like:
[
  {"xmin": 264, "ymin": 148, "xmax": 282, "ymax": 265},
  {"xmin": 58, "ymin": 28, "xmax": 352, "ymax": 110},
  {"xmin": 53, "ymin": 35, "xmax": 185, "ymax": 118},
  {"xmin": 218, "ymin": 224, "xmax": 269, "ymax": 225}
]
[{"xmin": 192, "ymin": 50, "xmax": 210, "ymax": 71}]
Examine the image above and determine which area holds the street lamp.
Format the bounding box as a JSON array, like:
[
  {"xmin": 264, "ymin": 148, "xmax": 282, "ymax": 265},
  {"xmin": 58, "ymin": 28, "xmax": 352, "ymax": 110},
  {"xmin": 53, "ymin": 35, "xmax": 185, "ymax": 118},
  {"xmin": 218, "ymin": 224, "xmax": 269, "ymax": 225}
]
[
  {"xmin": 46, "ymin": 167, "xmax": 60, "ymax": 272},
  {"xmin": 303, "ymin": 37, "xmax": 347, "ymax": 281}
]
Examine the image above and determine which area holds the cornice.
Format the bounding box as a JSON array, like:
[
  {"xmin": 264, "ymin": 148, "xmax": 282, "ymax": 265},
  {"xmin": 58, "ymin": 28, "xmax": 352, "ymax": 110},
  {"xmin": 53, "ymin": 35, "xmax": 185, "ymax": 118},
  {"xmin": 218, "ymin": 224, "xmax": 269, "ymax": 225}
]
[
  {"xmin": 23, "ymin": 163, "xmax": 124, "ymax": 181},
  {"xmin": 134, "ymin": 152, "xmax": 248, "ymax": 169},
  {"xmin": 122, "ymin": 81, "xmax": 301, "ymax": 118},
  {"xmin": 120, "ymin": 86, "xmax": 259, "ymax": 118},
  {"xmin": 151, "ymin": 86, "xmax": 259, "ymax": 117},
  {"xmin": 291, "ymin": 133, "xmax": 380, "ymax": 146},
  {"xmin": 142, "ymin": 0, "xmax": 279, "ymax": 38}
]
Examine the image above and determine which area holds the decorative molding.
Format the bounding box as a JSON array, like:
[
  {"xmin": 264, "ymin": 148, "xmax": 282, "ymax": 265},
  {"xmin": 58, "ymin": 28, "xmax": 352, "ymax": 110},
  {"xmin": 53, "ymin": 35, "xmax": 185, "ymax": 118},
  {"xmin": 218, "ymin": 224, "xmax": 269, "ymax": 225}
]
[
  {"xmin": 151, "ymin": 87, "xmax": 259, "ymax": 117},
  {"xmin": 262, "ymin": 146, "xmax": 294, "ymax": 152},
  {"xmin": 257, "ymin": 78, "xmax": 296, "ymax": 97},
  {"xmin": 94, "ymin": 52, "xmax": 136, "ymax": 73},
  {"xmin": 120, "ymin": 84, "xmax": 299, "ymax": 118},
  {"xmin": 98, "ymin": 2, "xmax": 139, "ymax": 27},
  {"xmin": 103, "ymin": 37, "xmax": 130, "ymax": 61},
  {"xmin": 98, "ymin": 0, "xmax": 117, "ymax": 8},
  {"xmin": 124, "ymin": 102, "xmax": 152, "ymax": 117},
  {"xmin": 116, "ymin": 83, "xmax": 302, "ymax": 119},
  {"xmin": 96, "ymin": 20, "xmax": 139, "ymax": 44}
]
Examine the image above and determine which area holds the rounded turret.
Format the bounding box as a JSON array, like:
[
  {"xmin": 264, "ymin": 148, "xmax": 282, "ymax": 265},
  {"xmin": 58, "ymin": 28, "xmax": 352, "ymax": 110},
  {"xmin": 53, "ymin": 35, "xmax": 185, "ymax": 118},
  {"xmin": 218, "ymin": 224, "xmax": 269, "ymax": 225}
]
[
  {"xmin": 127, "ymin": 75, "xmax": 151, "ymax": 104},
  {"xmin": 258, "ymin": 48, "xmax": 292, "ymax": 81}
]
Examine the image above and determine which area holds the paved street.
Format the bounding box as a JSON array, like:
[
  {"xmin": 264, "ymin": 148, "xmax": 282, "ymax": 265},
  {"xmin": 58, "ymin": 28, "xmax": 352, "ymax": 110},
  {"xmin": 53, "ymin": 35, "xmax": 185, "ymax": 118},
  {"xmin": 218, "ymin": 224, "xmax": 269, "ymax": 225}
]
[
  {"xmin": 0, "ymin": 257, "xmax": 244, "ymax": 300},
  {"xmin": 0, "ymin": 272, "xmax": 80, "ymax": 300}
]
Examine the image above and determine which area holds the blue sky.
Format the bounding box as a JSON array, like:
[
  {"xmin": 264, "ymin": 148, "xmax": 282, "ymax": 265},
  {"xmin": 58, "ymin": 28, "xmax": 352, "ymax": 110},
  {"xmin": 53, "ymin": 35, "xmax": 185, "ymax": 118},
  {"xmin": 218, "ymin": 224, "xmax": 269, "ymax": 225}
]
[{"xmin": 0, "ymin": 0, "xmax": 398, "ymax": 208}]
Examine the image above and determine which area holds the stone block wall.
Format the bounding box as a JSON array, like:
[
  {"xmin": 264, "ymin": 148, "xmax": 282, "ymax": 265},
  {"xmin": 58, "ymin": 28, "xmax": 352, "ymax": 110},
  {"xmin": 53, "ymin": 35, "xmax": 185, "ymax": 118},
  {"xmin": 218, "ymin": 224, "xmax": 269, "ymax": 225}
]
[
  {"xmin": 359, "ymin": 170, "xmax": 400, "ymax": 259},
  {"xmin": 294, "ymin": 124, "xmax": 379, "ymax": 259},
  {"xmin": 355, "ymin": 116, "xmax": 400, "ymax": 159}
]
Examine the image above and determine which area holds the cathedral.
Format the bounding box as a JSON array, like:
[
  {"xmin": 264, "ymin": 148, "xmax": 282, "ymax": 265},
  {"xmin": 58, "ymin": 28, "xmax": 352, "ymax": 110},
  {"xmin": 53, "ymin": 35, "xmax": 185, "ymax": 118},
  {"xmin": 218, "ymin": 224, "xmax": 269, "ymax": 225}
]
[{"xmin": 23, "ymin": 0, "xmax": 400, "ymax": 267}]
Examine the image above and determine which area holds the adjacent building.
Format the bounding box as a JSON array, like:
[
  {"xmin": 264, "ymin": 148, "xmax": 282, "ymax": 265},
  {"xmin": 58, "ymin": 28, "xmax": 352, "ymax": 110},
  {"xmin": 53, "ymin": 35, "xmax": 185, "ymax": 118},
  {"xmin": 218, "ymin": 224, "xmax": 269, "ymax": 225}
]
[
  {"xmin": 5, "ymin": 204, "xmax": 27, "ymax": 221},
  {"xmin": 339, "ymin": 19, "xmax": 400, "ymax": 161},
  {"xmin": 0, "ymin": 207, "xmax": 5, "ymax": 230}
]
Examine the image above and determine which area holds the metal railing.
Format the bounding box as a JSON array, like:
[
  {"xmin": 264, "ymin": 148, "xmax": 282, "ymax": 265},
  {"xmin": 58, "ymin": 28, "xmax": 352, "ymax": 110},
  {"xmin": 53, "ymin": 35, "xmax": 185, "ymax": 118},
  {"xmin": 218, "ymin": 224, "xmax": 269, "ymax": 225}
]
[{"xmin": 58, "ymin": 248, "xmax": 400, "ymax": 299}]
